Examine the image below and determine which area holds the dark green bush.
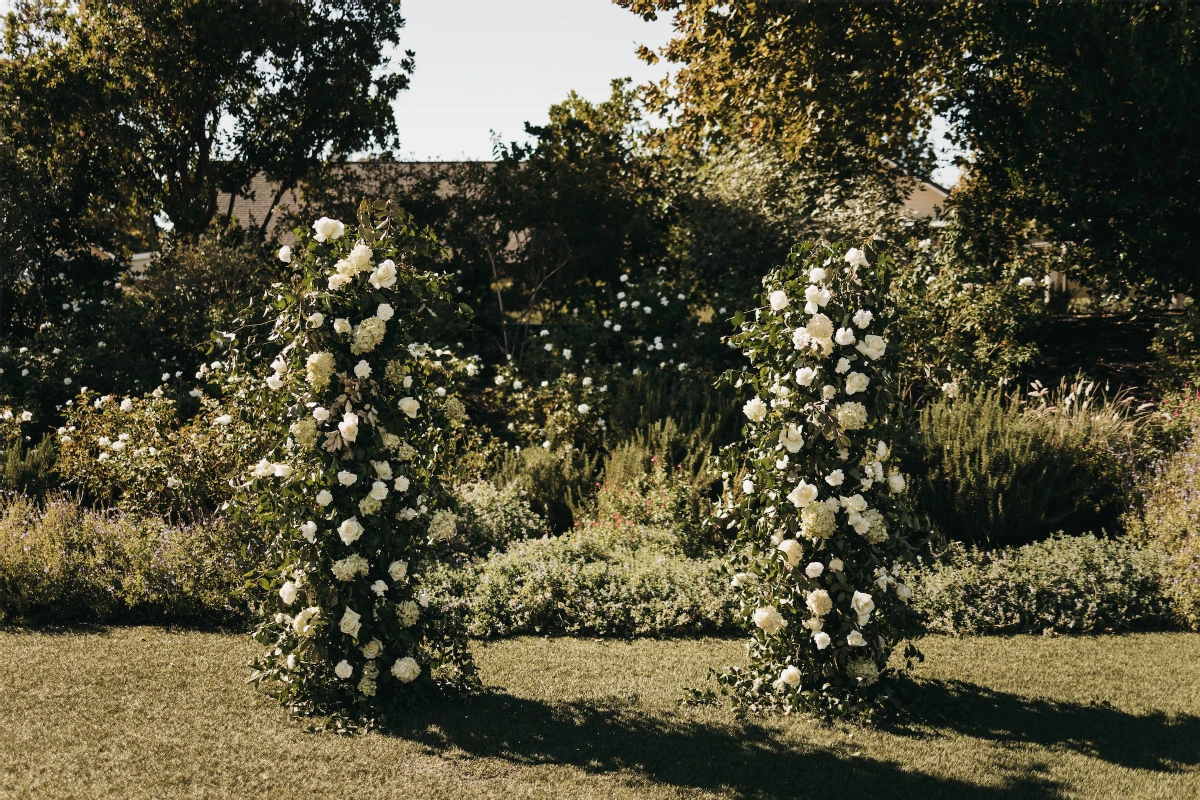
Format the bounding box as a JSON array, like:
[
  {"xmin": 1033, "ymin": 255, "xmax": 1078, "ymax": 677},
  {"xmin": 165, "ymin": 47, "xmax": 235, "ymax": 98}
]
[
  {"xmin": 910, "ymin": 534, "xmax": 1174, "ymax": 636},
  {"xmin": 422, "ymin": 521, "xmax": 737, "ymax": 639},
  {"xmin": 915, "ymin": 386, "xmax": 1139, "ymax": 547},
  {"xmin": 0, "ymin": 495, "xmax": 258, "ymax": 625}
]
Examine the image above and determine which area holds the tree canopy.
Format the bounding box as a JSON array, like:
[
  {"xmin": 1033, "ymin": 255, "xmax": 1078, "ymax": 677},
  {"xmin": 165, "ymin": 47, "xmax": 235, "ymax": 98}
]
[{"xmin": 620, "ymin": 0, "xmax": 1200, "ymax": 291}]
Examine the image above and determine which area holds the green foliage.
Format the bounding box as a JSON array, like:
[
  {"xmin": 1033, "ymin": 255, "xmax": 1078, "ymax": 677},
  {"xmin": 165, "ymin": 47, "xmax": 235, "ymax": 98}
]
[
  {"xmin": 422, "ymin": 521, "xmax": 736, "ymax": 639},
  {"xmin": 1, "ymin": 436, "xmax": 56, "ymax": 497},
  {"xmin": 493, "ymin": 445, "xmax": 599, "ymax": 533},
  {"xmin": 452, "ymin": 481, "xmax": 549, "ymax": 555},
  {"xmin": 910, "ymin": 535, "xmax": 1174, "ymax": 636},
  {"xmin": 915, "ymin": 384, "xmax": 1140, "ymax": 547},
  {"xmin": 0, "ymin": 495, "xmax": 255, "ymax": 625},
  {"xmin": 1151, "ymin": 304, "xmax": 1200, "ymax": 387},
  {"xmin": 1126, "ymin": 429, "xmax": 1200, "ymax": 630},
  {"xmin": 622, "ymin": 0, "xmax": 1200, "ymax": 291},
  {"xmin": 890, "ymin": 212, "xmax": 1054, "ymax": 389},
  {"xmin": 593, "ymin": 417, "xmax": 721, "ymax": 556}
]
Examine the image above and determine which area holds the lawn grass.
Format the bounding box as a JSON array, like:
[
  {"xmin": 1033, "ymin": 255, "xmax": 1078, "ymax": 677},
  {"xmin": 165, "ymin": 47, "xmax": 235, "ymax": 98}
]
[{"xmin": 1, "ymin": 629, "xmax": 1198, "ymax": 799}]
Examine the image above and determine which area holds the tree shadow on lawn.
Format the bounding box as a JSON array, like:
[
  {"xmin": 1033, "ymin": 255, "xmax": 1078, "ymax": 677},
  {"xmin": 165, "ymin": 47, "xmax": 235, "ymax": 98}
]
[
  {"xmin": 390, "ymin": 690, "xmax": 1060, "ymax": 800},
  {"xmin": 887, "ymin": 677, "xmax": 1200, "ymax": 774}
]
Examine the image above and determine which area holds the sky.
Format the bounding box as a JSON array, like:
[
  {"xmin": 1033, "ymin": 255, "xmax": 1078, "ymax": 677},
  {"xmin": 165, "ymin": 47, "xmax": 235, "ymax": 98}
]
[{"xmin": 391, "ymin": 0, "xmax": 675, "ymax": 161}]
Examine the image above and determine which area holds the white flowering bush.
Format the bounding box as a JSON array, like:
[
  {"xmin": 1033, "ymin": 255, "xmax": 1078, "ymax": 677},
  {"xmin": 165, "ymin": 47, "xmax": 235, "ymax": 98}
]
[
  {"xmin": 239, "ymin": 201, "xmax": 478, "ymax": 719},
  {"xmin": 712, "ymin": 241, "xmax": 926, "ymax": 717}
]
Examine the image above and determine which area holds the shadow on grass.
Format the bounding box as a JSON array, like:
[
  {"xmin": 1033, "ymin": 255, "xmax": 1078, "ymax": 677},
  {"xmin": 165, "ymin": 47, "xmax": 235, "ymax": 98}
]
[
  {"xmin": 889, "ymin": 677, "xmax": 1200, "ymax": 774},
  {"xmin": 390, "ymin": 690, "xmax": 1060, "ymax": 800}
]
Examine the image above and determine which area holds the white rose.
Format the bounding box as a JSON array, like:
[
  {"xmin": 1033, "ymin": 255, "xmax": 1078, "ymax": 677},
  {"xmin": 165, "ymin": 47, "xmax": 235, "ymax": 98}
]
[
  {"xmin": 805, "ymin": 562, "xmax": 824, "ymax": 579},
  {"xmin": 742, "ymin": 478, "xmax": 755, "ymax": 494},
  {"xmin": 835, "ymin": 358, "xmax": 851, "ymax": 375},
  {"xmin": 312, "ymin": 217, "xmax": 345, "ymax": 242},
  {"xmin": 376, "ymin": 303, "xmax": 395, "ymax": 321},
  {"xmin": 856, "ymin": 335, "xmax": 887, "ymax": 360},
  {"xmin": 398, "ymin": 397, "xmax": 420, "ymax": 418},
  {"xmin": 278, "ymin": 245, "xmax": 293, "ymax": 264},
  {"xmin": 300, "ymin": 521, "xmax": 318, "ymax": 542},
  {"xmin": 847, "ymin": 630, "xmax": 867, "ymax": 647},
  {"xmin": 334, "ymin": 660, "xmax": 354, "ymax": 679},
  {"xmin": 851, "ymin": 591, "xmax": 875, "ymax": 620},
  {"xmin": 834, "ymin": 327, "xmax": 856, "ymax": 346},
  {"xmin": 777, "ymin": 538, "xmax": 802, "ymax": 567},
  {"xmin": 825, "ymin": 470, "xmax": 844, "ymax": 487},
  {"xmin": 273, "ymin": 463, "xmax": 293, "ymax": 478},
  {"xmin": 844, "ymin": 247, "xmax": 869, "ymax": 267},
  {"xmin": 391, "ymin": 656, "xmax": 420, "ymax": 683},
  {"xmin": 769, "ymin": 290, "xmax": 789, "ymax": 311},
  {"xmin": 333, "ymin": 318, "xmax": 351, "ymax": 334},
  {"xmin": 337, "ymin": 517, "xmax": 364, "ymax": 545},
  {"xmin": 896, "ymin": 583, "xmax": 913, "ymax": 602},
  {"xmin": 787, "ymin": 480, "xmax": 818, "ymax": 508},
  {"xmin": 845, "ymin": 372, "xmax": 870, "ymax": 395},
  {"xmin": 779, "ymin": 424, "xmax": 804, "ymax": 453},
  {"xmin": 388, "ymin": 560, "xmax": 408, "ymax": 581},
  {"xmin": 795, "ymin": 366, "xmax": 816, "ymax": 386},
  {"xmin": 369, "ymin": 260, "xmax": 399, "ymax": 289},
  {"xmin": 338, "ymin": 470, "xmax": 358, "ymax": 486},
  {"xmin": 361, "ymin": 638, "xmax": 384, "ymax": 659},
  {"xmin": 338, "ymin": 606, "xmax": 362, "ymax": 638},
  {"xmin": 829, "ymin": 557, "xmax": 844, "ymax": 572},
  {"xmin": 822, "ymin": 385, "xmax": 837, "ymax": 401},
  {"xmin": 813, "ymin": 631, "xmax": 832, "ymax": 650},
  {"xmin": 942, "ymin": 381, "xmax": 960, "ymax": 399},
  {"xmin": 327, "ymin": 273, "xmax": 350, "ymax": 291},
  {"xmin": 370, "ymin": 481, "xmax": 388, "ymax": 501},
  {"xmin": 279, "ymin": 580, "xmax": 298, "ymax": 605},
  {"xmin": 843, "ymin": 493, "xmax": 868, "ymax": 513},
  {"xmin": 353, "ymin": 360, "xmax": 371, "ymax": 379},
  {"xmin": 792, "ymin": 327, "xmax": 812, "ymax": 350},
  {"xmin": 119, "ymin": 398, "xmax": 133, "ymax": 412},
  {"xmin": 394, "ymin": 475, "xmax": 410, "ymax": 492},
  {"xmin": 809, "ymin": 267, "xmax": 826, "ymax": 282},
  {"xmin": 742, "ymin": 397, "xmax": 768, "ymax": 422},
  {"xmin": 1019, "ymin": 276, "xmax": 1035, "ymax": 287},
  {"xmin": 372, "ymin": 460, "xmax": 393, "ymax": 480},
  {"xmin": 777, "ymin": 665, "xmax": 801, "ymax": 687},
  {"xmin": 852, "ymin": 309, "xmax": 873, "ymax": 328},
  {"xmin": 577, "ymin": 403, "xmax": 590, "ymax": 414},
  {"xmin": 888, "ymin": 473, "xmax": 906, "ymax": 493},
  {"xmin": 316, "ymin": 490, "xmax": 333, "ymax": 507},
  {"xmin": 752, "ymin": 606, "xmax": 787, "ymax": 635},
  {"xmin": 214, "ymin": 415, "xmax": 233, "ymax": 426}
]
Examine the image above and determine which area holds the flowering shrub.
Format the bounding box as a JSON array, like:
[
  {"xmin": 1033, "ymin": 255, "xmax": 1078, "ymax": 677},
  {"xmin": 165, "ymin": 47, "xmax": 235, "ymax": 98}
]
[
  {"xmin": 54, "ymin": 388, "xmax": 271, "ymax": 517},
  {"xmin": 240, "ymin": 202, "xmax": 478, "ymax": 719},
  {"xmin": 911, "ymin": 534, "xmax": 1173, "ymax": 636},
  {"xmin": 712, "ymin": 241, "xmax": 926, "ymax": 716}
]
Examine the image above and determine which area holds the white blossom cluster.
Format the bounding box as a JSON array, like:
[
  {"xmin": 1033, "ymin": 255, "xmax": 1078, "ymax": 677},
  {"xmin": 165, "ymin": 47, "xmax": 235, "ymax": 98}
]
[
  {"xmin": 245, "ymin": 212, "xmax": 477, "ymax": 714},
  {"xmin": 716, "ymin": 243, "xmax": 924, "ymax": 714}
]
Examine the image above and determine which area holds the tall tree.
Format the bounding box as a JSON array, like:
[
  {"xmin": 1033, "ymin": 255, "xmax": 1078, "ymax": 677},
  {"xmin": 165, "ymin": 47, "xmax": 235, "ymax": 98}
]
[
  {"xmin": 1, "ymin": 0, "xmax": 411, "ymax": 243},
  {"xmin": 620, "ymin": 0, "xmax": 1200, "ymax": 291}
]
